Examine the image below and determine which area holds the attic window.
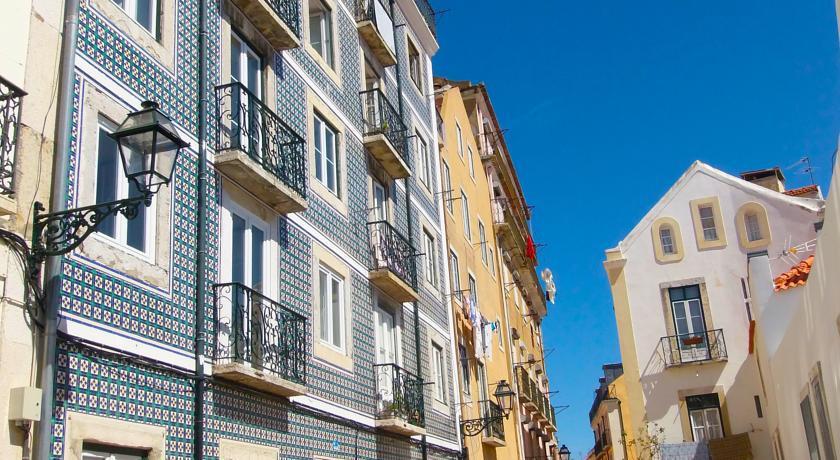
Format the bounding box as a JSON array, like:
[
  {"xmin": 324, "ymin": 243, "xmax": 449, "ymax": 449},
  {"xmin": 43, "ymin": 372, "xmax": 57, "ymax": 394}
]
[
  {"xmin": 651, "ymin": 217, "xmax": 683, "ymax": 263},
  {"xmin": 745, "ymin": 212, "xmax": 762, "ymax": 241},
  {"xmin": 698, "ymin": 205, "xmax": 718, "ymax": 241},
  {"xmin": 660, "ymin": 227, "xmax": 676, "ymax": 254}
]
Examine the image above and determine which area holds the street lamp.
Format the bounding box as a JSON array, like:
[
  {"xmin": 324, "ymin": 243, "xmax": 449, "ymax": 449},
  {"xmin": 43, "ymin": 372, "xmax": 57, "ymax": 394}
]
[
  {"xmin": 460, "ymin": 380, "xmax": 516, "ymax": 437},
  {"xmin": 29, "ymin": 100, "xmax": 187, "ymax": 267},
  {"xmin": 558, "ymin": 444, "xmax": 571, "ymax": 460}
]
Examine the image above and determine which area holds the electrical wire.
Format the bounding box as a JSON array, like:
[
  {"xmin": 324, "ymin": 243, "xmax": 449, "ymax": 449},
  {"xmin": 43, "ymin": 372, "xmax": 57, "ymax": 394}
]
[{"xmin": 0, "ymin": 228, "xmax": 44, "ymax": 328}]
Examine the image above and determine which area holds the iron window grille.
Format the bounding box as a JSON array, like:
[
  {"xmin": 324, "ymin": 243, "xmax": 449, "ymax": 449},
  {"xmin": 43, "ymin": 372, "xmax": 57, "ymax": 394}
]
[
  {"xmin": 374, "ymin": 362, "xmax": 426, "ymax": 427},
  {"xmin": 0, "ymin": 76, "xmax": 25, "ymax": 197},
  {"xmin": 213, "ymin": 282, "xmax": 308, "ymax": 385},
  {"xmin": 215, "ymin": 82, "xmax": 307, "ymax": 199}
]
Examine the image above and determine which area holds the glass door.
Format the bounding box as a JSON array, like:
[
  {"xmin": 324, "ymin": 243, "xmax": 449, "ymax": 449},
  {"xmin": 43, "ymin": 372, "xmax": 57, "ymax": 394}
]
[
  {"xmin": 669, "ymin": 285, "xmax": 708, "ymax": 362},
  {"xmin": 374, "ymin": 305, "xmax": 398, "ymax": 415},
  {"xmin": 231, "ymin": 32, "xmax": 263, "ymax": 157}
]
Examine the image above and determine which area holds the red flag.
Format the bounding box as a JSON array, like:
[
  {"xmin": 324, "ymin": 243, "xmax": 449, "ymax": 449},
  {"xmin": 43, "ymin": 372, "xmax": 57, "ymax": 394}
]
[{"xmin": 526, "ymin": 235, "xmax": 537, "ymax": 262}]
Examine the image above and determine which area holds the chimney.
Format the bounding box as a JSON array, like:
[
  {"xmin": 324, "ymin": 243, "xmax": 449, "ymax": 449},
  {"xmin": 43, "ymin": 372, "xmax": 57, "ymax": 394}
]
[{"xmin": 740, "ymin": 167, "xmax": 786, "ymax": 192}]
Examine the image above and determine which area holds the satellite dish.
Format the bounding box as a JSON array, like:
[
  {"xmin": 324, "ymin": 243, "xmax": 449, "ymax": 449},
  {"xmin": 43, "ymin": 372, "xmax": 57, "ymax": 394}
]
[{"xmin": 541, "ymin": 268, "xmax": 556, "ymax": 304}]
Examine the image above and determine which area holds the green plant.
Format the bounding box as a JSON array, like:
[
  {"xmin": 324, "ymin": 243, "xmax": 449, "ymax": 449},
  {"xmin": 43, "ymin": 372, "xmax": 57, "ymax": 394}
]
[{"xmin": 627, "ymin": 421, "xmax": 666, "ymax": 460}]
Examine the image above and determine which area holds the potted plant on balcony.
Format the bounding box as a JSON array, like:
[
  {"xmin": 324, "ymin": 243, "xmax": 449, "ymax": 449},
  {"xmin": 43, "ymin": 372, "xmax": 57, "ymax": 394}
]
[{"xmin": 681, "ymin": 335, "xmax": 705, "ymax": 346}]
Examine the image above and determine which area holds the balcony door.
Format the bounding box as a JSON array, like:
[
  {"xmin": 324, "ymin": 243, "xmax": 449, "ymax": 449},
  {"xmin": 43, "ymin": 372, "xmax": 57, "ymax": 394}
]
[
  {"xmin": 374, "ymin": 304, "xmax": 398, "ymax": 414},
  {"xmin": 230, "ymin": 32, "xmax": 263, "ymax": 157},
  {"xmin": 363, "ymin": 59, "xmax": 382, "ymax": 133},
  {"xmin": 220, "ymin": 195, "xmax": 273, "ymax": 368},
  {"xmin": 669, "ymin": 285, "xmax": 709, "ymax": 362}
]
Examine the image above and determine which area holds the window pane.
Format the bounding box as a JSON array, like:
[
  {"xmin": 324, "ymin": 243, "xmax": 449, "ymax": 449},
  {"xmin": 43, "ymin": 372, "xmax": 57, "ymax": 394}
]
[
  {"xmin": 323, "ymin": 13, "xmax": 334, "ymax": 67},
  {"xmin": 231, "ymin": 214, "xmax": 246, "ymax": 284},
  {"xmin": 690, "ymin": 410, "xmax": 707, "ymax": 441},
  {"xmin": 319, "ymin": 270, "xmax": 329, "ymax": 342},
  {"xmin": 660, "ymin": 227, "xmax": 674, "ymax": 254},
  {"xmin": 699, "ymin": 205, "xmax": 718, "ymax": 240},
  {"xmin": 135, "ymin": 0, "xmax": 155, "ymax": 33},
  {"xmin": 450, "ymin": 251, "xmax": 460, "ymax": 292},
  {"xmin": 309, "ymin": 13, "xmax": 323, "ymax": 54},
  {"xmin": 96, "ymin": 127, "xmax": 119, "ymax": 238},
  {"xmin": 125, "ymin": 179, "xmax": 147, "ymax": 252},
  {"xmin": 251, "ymin": 226, "xmax": 264, "ymax": 293},
  {"xmin": 325, "ymin": 127, "xmax": 336, "ymax": 193},
  {"xmin": 247, "ymin": 52, "xmax": 260, "ymax": 95},
  {"xmin": 331, "ymin": 277, "xmax": 342, "ymax": 347},
  {"xmin": 812, "ymin": 377, "xmax": 836, "ymax": 460},
  {"xmin": 801, "ymin": 395, "xmax": 822, "ymax": 460},
  {"xmin": 746, "ymin": 213, "xmax": 763, "ymax": 242},
  {"xmin": 231, "ymin": 36, "xmax": 242, "ymax": 82},
  {"xmin": 314, "ymin": 117, "xmax": 323, "ymax": 182}
]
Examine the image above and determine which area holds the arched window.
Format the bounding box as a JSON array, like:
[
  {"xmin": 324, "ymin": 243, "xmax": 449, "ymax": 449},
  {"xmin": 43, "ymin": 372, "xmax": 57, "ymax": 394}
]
[
  {"xmin": 652, "ymin": 217, "xmax": 683, "ymax": 263},
  {"xmin": 736, "ymin": 203, "xmax": 771, "ymax": 249}
]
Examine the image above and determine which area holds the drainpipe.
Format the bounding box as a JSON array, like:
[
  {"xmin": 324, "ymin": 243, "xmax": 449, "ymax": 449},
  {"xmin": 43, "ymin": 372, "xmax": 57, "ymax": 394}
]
[
  {"xmin": 193, "ymin": 0, "xmax": 209, "ymax": 455},
  {"xmin": 389, "ymin": 1, "xmax": 425, "ymax": 458},
  {"xmin": 35, "ymin": 0, "xmax": 80, "ymax": 456}
]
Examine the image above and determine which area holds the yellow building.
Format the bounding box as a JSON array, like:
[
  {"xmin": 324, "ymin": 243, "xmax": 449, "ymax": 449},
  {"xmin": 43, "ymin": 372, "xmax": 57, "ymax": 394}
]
[
  {"xmin": 435, "ymin": 78, "xmax": 559, "ymax": 460},
  {"xmin": 586, "ymin": 364, "xmax": 635, "ymax": 460}
]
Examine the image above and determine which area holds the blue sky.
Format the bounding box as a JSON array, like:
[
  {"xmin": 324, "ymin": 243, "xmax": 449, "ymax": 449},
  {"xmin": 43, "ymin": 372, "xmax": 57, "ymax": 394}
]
[{"xmin": 431, "ymin": 0, "xmax": 839, "ymax": 456}]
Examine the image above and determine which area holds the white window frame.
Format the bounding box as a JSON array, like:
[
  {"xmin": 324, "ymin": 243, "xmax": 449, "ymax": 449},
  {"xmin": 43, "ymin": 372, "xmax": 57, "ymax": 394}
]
[
  {"xmin": 698, "ymin": 205, "xmax": 719, "ymax": 241},
  {"xmin": 478, "ymin": 220, "xmax": 488, "ymax": 266},
  {"xmin": 308, "ymin": 0, "xmax": 335, "ymax": 68},
  {"xmin": 467, "ymin": 146, "xmax": 475, "ymax": 179},
  {"xmin": 417, "ymin": 131, "xmax": 431, "ymax": 189},
  {"xmin": 449, "ymin": 249, "xmax": 461, "ymax": 299},
  {"xmin": 314, "ymin": 113, "xmax": 340, "ymax": 196},
  {"xmin": 423, "ymin": 229, "xmax": 437, "ymax": 286},
  {"xmin": 112, "ymin": 0, "xmax": 158, "ymax": 36},
  {"xmin": 431, "ymin": 342, "xmax": 446, "ymax": 402},
  {"xmin": 93, "ymin": 119, "xmax": 157, "ymax": 261},
  {"xmin": 660, "ymin": 226, "xmax": 675, "ymax": 255},
  {"xmin": 219, "ymin": 193, "xmax": 276, "ymax": 296},
  {"xmin": 407, "ymin": 36, "xmax": 422, "ymax": 91},
  {"xmin": 456, "ymin": 122, "xmax": 464, "ymax": 158},
  {"xmin": 442, "ymin": 160, "xmax": 453, "ymax": 214},
  {"xmin": 461, "ymin": 189, "xmax": 470, "ymax": 239},
  {"xmin": 318, "ymin": 264, "xmax": 346, "ymax": 352},
  {"xmin": 745, "ymin": 212, "xmax": 763, "ymax": 242}
]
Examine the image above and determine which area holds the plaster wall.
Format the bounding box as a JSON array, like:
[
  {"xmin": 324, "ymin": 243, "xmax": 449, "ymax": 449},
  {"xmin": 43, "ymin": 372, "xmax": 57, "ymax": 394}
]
[{"xmin": 611, "ymin": 166, "xmax": 821, "ymax": 459}]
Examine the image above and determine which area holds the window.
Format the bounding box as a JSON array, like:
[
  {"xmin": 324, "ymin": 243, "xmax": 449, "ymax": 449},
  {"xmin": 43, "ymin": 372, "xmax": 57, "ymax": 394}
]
[
  {"xmin": 467, "ymin": 146, "xmax": 475, "ymax": 178},
  {"xmin": 449, "ymin": 250, "xmax": 461, "ymax": 294},
  {"xmin": 456, "ymin": 122, "xmax": 464, "ymax": 158},
  {"xmin": 231, "ymin": 32, "xmax": 262, "ymax": 94},
  {"xmin": 308, "ymin": 0, "xmax": 334, "ymax": 67},
  {"xmin": 95, "ymin": 121, "xmax": 154, "ymax": 256},
  {"xmin": 811, "ymin": 372, "xmax": 836, "ymax": 460},
  {"xmin": 468, "ymin": 274, "xmax": 477, "ymax": 309},
  {"xmin": 736, "ymin": 202, "xmax": 770, "ymax": 249},
  {"xmin": 83, "ymin": 442, "xmax": 149, "ymax": 460},
  {"xmin": 314, "ymin": 113, "xmax": 339, "ymax": 196},
  {"xmin": 686, "ymin": 394, "xmax": 724, "ymax": 441},
  {"xmin": 432, "ymin": 343, "xmax": 446, "ymax": 402},
  {"xmin": 802, "ymin": 394, "xmax": 822, "ymax": 460},
  {"xmin": 478, "ymin": 221, "xmax": 488, "ymax": 265},
  {"xmin": 669, "ymin": 285, "xmax": 709, "ymax": 362},
  {"xmin": 458, "ymin": 344, "xmax": 471, "ymax": 396},
  {"xmin": 112, "ymin": 0, "xmax": 157, "ymax": 35},
  {"xmin": 318, "ymin": 265, "xmax": 345, "ymax": 350},
  {"xmin": 488, "ymin": 246, "xmax": 495, "ymax": 276},
  {"xmin": 660, "ymin": 227, "xmax": 675, "ymax": 255},
  {"xmin": 461, "ymin": 190, "xmax": 471, "ymax": 239},
  {"xmin": 442, "ymin": 161, "xmax": 453, "ymax": 213},
  {"xmin": 745, "ymin": 212, "xmax": 762, "ymax": 242},
  {"xmin": 417, "ymin": 132, "xmax": 431, "ymax": 188},
  {"xmin": 698, "ymin": 205, "xmax": 719, "ymax": 241},
  {"xmin": 424, "ymin": 230, "xmax": 437, "ymax": 286},
  {"xmin": 407, "ymin": 38, "xmax": 422, "ymax": 90},
  {"xmin": 222, "ymin": 203, "xmax": 269, "ymax": 293},
  {"xmin": 372, "ymin": 179, "xmax": 388, "ymax": 222}
]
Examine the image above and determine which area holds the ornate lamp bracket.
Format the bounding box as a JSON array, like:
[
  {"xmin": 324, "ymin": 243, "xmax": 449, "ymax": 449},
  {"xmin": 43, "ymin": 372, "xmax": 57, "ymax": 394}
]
[{"xmin": 459, "ymin": 414, "xmax": 505, "ymax": 437}]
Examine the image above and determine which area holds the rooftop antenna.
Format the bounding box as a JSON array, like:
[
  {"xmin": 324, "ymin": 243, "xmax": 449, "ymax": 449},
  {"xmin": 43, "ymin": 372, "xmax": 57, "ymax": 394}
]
[{"xmin": 787, "ymin": 156, "xmax": 816, "ymax": 185}]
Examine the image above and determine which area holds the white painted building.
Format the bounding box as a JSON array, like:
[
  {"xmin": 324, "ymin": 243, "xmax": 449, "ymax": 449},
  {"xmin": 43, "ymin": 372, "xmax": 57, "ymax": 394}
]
[
  {"xmin": 603, "ymin": 161, "xmax": 823, "ymax": 459},
  {"xmin": 748, "ymin": 153, "xmax": 840, "ymax": 460}
]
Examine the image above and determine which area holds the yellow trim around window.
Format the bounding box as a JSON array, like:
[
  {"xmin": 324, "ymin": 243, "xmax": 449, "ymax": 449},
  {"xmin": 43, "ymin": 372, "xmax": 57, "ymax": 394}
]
[
  {"xmin": 651, "ymin": 217, "xmax": 684, "ymax": 263},
  {"xmin": 735, "ymin": 202, "xmax": 772, "ymax": 250},
  {"xmin": 690, "ymin": 197, "xmax": 727, "ymax": 250}
]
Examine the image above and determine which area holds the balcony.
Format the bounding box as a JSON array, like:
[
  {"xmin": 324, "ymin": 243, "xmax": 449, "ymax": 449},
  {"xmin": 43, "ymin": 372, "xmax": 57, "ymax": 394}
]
[
  {"xmin": 228, "ymin": 0, "xmax": 299, "ymax": 51},
  {"xmin": 215, "ymin": 82, "xmax": 307, "ymax": 214},
  {"xmin": 480, "ymin": 400, "xmax": 506, "ymax": 447},
  {"xmin": 414, "ymin": 0, "xmax": 436, "ymax": 36},
  {"xmin": 361, "ymin": 89, "xmax": 410, "ymax": 179},
  {"xmin": 374, "ymin": 363, "xmax": 426, "ymax": 435},
  {"xmin": 660, "ymin": 329, "xmax": 727, "ymax": 367},
  {"xmin": 368, "ymin": 220, "xmax": 419, "ymax": 302},
  {"xmin": 356, "ymin": 0, "xmax": 397, "ymax": 67},
  {"xmin": 213, "ymin": 282, "xmax": 308, "ymax": 397},
  {"xmin": 0, "ymin": 77, "xmax": 25, "ymax": 215}
]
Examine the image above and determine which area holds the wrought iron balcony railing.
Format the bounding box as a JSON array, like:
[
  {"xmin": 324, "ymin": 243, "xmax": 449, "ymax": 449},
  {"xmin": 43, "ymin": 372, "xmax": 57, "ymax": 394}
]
[
  {"xmin": 215, "ymin": 82, "xmax": 307, "ymax": 198},
  {"xmin": 360, "ymin": 89, "xmax": 406, "ymax": 156},
  {"xmin": 213, "ymin": 282, "xmax": 308, "ymax": 385},
  {"xmin": 368, "ymin": 220, "xmax": 418, "ymax": 289},
  {"xmin": 660, "ymin": 328, "xmax": 727, "ymax": 366},
  {"xmin": 480, "ymin": 399, "xmax": 505, "ymax": 441},
  {"xmin": 374, "ymin": 363, "xmax": 425, "ymax": 427},
  {"xmin": 414, "ymin": 0, "xmax": 436, "ymax": 36},
  {"xmin": 355, "ymin": 0, "xmax": 390, "ymax": 24},
  {"xmin": 0, "ymin": 77, "xmax": 25, "ymax": 196},
  {"xmin": 266, "ymin": 0, "xmax": 300, "ymax": 37}
]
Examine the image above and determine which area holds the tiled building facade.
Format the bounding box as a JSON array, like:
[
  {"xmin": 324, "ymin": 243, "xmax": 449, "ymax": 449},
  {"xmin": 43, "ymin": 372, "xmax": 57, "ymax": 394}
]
[{"xmin": 1, "ymin": 0, "xmax": 465, "ymax": 458}]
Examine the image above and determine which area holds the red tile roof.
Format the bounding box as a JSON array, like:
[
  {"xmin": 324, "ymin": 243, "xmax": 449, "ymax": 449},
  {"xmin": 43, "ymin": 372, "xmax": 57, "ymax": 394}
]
[
  {"xmin": 783, "ymin": 185, "xmax": 819, "ymax": 197},
  {"xmin": 773, "ymin": 255, "xmax": 814, "ymax": 291}
]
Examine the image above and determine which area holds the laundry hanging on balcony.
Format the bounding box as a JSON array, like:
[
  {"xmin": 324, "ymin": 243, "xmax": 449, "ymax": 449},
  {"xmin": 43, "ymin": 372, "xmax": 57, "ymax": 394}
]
[{"xmin": 526, "ymin": 234, "xmax": 537, "ymax": 262}]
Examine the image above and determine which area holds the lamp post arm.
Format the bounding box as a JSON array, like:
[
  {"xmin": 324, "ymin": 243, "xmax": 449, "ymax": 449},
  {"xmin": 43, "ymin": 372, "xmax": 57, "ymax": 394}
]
[
  {"xmin": 30, "ymin": 193, "xmax": 152, "ymax": 268},
  {"xmin": 459, "ymin": 414, "xmax": 506, "ymax": 437}
]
